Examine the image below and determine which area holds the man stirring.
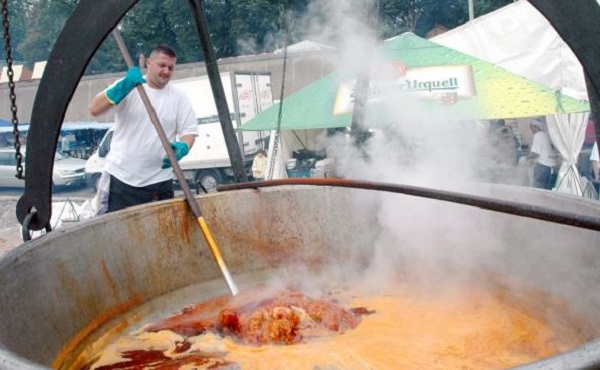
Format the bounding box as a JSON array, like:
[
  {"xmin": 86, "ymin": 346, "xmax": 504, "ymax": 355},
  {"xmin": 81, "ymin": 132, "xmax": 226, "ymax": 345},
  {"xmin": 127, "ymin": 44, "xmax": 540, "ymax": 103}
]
[{"xmin": 90, "ymin": 44, "xmax": 198, "ymax": 212}]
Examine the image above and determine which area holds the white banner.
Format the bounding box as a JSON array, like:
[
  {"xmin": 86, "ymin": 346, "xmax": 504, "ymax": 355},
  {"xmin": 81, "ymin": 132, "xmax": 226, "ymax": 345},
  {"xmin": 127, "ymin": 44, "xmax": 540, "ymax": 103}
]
[{"xmin": 333, "ymin": 65, "xmax": 476, "ymax": 115}]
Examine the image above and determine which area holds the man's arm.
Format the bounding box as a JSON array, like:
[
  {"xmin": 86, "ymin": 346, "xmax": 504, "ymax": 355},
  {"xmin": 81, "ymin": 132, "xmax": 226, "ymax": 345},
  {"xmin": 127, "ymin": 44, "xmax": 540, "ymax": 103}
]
[
  {"xmin": 89, "ymin": 67, "xmax": 146, "ymax": 117},
  {"xmin": 161, "ymin": 134, "xmax": 195, "ymax": 169},
  {"xmin": 180, "ymin": 134, "xmax": 195, "ymax": 150},
  {"xmin": 593, "ymin": 160, "xmax": 600, "ymax": 181},
  {"xmin": 525, "ymin": 151, "xmax": 539, "ymax": 164},
  {"xmin": 525, "ymin": 133, "xmax": 541, "ymax": 164},
  {"xmin": 90, "ymin": 92, "xmax": 113, "ymax": 117}
]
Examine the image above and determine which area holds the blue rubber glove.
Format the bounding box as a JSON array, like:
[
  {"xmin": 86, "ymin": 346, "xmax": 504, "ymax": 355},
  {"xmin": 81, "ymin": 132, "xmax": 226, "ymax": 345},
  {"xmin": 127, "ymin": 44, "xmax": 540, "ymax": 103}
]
[
  {"xmin": 105, "ymin": 67, "xmax": 146, "ymax": 105},
  {"xmin": 162, "ymin": 141, "xmax": 190, "ymax": 169}
]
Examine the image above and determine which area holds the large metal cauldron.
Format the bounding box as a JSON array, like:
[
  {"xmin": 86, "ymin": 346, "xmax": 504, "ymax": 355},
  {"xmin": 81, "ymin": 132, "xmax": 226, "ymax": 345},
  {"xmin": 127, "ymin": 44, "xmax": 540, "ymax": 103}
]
[
  {"xmin": 2, "ymin": 0, "xmax": 599, "ymax": 367},
  {"xmin": 1, "ymin": 183, "xmax": 600, "ymax": 369}
]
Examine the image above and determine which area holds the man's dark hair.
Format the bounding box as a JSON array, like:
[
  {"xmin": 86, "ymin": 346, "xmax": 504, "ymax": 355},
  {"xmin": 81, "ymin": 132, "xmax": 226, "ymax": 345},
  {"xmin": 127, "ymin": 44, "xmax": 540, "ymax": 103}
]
[{"xmin": 151, "ymin": 44, "xmax": 177, "ymax": 58}]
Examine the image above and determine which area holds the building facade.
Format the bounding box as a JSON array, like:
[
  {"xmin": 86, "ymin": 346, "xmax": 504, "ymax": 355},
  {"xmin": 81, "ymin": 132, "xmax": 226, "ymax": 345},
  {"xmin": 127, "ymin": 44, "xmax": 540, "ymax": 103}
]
[{"xmin": 0, "ymin": 50, "xmax": 337, "ymax": 124}]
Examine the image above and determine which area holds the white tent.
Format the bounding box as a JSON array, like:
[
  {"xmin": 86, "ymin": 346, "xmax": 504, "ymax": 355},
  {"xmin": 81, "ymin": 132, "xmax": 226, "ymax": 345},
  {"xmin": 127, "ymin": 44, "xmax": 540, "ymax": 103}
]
[
  {"xmin": 432, "ymin": 0, "xmax": 586, "ymax": 101},
  {"xmin": 0, "ymin": 121, "xmax": 112, "ymax": 133},
  {"xmin": 432, "ymin": 0, "xmax": 591, "ymax": 197},
  {"xmin": 274, "ymin": 40, "xmax": 336, "ymax": 55}
]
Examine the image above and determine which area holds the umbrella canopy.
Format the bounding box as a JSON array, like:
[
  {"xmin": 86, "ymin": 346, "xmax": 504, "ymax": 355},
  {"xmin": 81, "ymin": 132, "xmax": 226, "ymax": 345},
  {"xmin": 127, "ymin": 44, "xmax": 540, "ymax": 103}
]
[
  {"xmin": 0, "ymin": 121, "xmax": 111, "ymax": 133},
  {"xmin": 239, "ymin": 33, "xmax": 589, "ymax": 131},
  {"xmin": 0, "ymin": 118, "xmax": 29, "ymax": 129}
]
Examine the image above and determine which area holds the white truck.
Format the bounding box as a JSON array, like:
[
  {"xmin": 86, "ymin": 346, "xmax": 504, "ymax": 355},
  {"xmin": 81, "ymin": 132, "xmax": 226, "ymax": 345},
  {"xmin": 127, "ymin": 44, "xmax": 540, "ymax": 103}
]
[{"xmin": 84, "ymin": 71, "xmax": 273, "ymax": 191}]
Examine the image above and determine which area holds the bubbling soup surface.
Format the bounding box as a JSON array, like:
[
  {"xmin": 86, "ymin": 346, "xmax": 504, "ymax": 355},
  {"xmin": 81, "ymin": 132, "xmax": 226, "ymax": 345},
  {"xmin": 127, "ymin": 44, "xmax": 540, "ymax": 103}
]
[{"xmin": 62, "ymin": 275, "xmax": 593, "ymax": 370}]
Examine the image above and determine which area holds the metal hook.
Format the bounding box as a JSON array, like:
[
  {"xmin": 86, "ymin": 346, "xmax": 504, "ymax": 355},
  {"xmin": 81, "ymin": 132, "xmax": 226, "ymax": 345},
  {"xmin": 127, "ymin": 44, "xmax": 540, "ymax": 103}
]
[{"xmin": 21, "ymin": 210, "xmax": 52, "ymax": 242}]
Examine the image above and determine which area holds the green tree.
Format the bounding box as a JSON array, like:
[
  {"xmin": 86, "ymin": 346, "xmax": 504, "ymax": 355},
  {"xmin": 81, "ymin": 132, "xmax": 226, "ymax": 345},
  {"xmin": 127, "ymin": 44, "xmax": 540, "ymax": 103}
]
[
  {"xmin": 379, "ymin": 0, "xmax": 427, "ymax": 37},
  {"xmin": 6, "ymin": 0, "xmax": 518, "ymax": 75},
  {"xmin": 224, "ymin": 0, "xmax": 287, "ymax": 55},
  {"xmin": 93, "ymin": 0, "xmax": 290, "ymax": 72},
  {"xmin": 204, "ymin": 0, "xmax": 237, "ymax": 57},
  {"xmin": 120, "ymin": 0, "xmax": 202, "ymax": 64},
  {"xmin": 1, "ymin": 0, "xmax": 33, "ymax": 65},
  {"xmin": 16, "ymin": 0, "xmax": 76, "ymax": 67},
  {"xmin": 380, "ymin": 0, "xmax": 516, "ymax": 38},
  {"xmin": 415, "ymin": 0, "xmax": 468, "ymax": 36},
  {"xmin": 473, "ymin": 0, "xmax": 516, "ymax": 18}
]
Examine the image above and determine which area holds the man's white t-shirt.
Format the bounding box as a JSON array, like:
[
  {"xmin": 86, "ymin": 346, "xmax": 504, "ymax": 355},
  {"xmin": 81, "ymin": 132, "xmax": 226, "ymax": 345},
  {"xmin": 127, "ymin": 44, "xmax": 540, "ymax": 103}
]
[
  {"xmin": 530, "ymin": 130, "xmax": 559, "ymax": 167},
  {"xmin": 591, "ymin": 142, "xmax": 599, "ymax": 162},
  {"xmin": 105, "ymin": 82, "xmax": 198, "ymax": 187}
]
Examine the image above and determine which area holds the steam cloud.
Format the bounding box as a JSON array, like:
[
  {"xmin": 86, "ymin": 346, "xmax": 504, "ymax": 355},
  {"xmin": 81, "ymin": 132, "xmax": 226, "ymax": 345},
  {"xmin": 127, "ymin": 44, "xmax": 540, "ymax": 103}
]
[{"xmin": 284, "ymin": 0, "xmax": 532, "ymax": 295}]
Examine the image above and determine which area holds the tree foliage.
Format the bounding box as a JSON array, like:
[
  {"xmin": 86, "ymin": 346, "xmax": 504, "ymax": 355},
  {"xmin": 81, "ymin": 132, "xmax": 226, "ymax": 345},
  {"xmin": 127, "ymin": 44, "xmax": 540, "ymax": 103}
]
[
  {"xmin": 1, "ymin": 0, "xmax": 515, "ymax": 75},
  {"xmin": 0, "ymin": 0, "xmax": 33, "ymax": 64}
]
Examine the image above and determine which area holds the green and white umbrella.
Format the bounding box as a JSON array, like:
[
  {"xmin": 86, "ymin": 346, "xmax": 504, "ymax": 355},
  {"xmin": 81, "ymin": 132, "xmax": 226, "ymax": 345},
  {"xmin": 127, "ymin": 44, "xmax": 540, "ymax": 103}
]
[{"xmin": 239, "ymin": 33, "xmax": 589, "ymax": 131}]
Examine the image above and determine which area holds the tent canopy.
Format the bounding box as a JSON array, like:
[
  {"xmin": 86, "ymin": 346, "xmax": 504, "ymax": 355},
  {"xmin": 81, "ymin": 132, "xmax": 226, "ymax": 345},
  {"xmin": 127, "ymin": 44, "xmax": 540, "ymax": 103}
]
[
  {"xmin": 0, "ymin": 118, "xmax": 28, "ymax": 127},
  {"xmin": 239, "ymin": 33, "xmax": 589, "ymax": 132},
  {"xmin": 60, "ymin": 121, "xmax": 113, "ymax": 131},
  {"xmin": 428, "ymin": 2, "xmax": 595, "ymax": 197},
  {"xmin": 0, "ymin": 121, "xmax": 112, "ymax": 134},
  {"xmin": 274, "ymin": 40, "xmax": 336, "ymax": 55},
  {"xmin": 431, "ymin": 0, "xmax": 587, "ymax": 101}
]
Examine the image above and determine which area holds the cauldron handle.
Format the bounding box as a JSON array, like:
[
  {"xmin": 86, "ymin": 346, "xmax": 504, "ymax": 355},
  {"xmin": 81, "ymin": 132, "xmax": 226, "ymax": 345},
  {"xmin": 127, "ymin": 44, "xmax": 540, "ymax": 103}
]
[{"xmin": 15, "ymin": 0, "xmax": 140, "ymax": 231}]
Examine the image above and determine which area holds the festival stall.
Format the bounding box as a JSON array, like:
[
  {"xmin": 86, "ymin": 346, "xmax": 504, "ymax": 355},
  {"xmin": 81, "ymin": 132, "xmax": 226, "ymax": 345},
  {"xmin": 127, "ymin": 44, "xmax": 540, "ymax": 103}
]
[
  {"xmin": 239, "ymin": 33, "xmax": 589, "ymax": 188},
  {"xmin": 432, "ymin": 0, "xmax": 592, "ymax": 196}
]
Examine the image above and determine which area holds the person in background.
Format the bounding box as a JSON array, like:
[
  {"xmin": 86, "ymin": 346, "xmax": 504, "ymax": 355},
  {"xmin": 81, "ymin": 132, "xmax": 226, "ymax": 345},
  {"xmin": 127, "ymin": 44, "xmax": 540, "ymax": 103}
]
[
  {"xmin": 487, "ymin": 119, "xmax": 519, "ymax": 183},
  {"xmin": 89, "ymin": 44, "xmax": 198, "ymax": 212},
  {"xmin": 60, "ymin": 134, "xmax": 70, "ymax": 153},
  {"xmin": 252, "ymin": 149, "xmax": 268, "ymax": 181},
  {"xmin": 525, "ymin": 119, "xmax": 560, "ymax": 190}
]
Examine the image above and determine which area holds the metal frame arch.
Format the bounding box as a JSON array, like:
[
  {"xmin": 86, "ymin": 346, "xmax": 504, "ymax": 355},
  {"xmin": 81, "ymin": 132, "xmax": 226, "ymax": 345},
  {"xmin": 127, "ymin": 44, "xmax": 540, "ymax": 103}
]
[{"xmin": 16, "ymin": 0, "xmax": 140, "ymax": 229}]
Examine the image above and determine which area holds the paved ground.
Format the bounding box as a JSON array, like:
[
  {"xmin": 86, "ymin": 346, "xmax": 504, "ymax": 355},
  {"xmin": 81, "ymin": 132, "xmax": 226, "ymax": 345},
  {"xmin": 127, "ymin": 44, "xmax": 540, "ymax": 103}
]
[
  {"xmin": 0, "ymin": 196, "xmax": 91, "ymax": 259},
  {"xmin": 0, "ymin": 187, "xmax": 188, "ymax": 259},
  {"xmin": 0, "ymin": 184, "xmax": 103, "ymax": 258},
  {"xmin": 0, "ymin": 199, "xmax": 26, "ymax": 258}
]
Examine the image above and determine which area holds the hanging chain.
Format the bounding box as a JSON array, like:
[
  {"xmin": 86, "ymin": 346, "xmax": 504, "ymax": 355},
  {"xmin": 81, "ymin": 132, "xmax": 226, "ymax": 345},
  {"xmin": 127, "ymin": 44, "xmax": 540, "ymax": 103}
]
[
  {"xmin": 1, "ymin": 0, "xmax": 23, "ymax": 179},
  {"xmin": 267, "ymin": 3, "xmax": 290, "ymax": 180}
]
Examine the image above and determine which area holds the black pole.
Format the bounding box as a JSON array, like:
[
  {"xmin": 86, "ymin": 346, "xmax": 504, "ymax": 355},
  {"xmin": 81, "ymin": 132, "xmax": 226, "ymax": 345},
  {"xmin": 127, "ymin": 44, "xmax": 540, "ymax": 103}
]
[
  {"xmin": 350, "ymin": 75, "xmax": 370, "ymax": 142},
  {"xmin": 350, "ymin": 0, "xmax": 378, "ymax": 146},
  {"xmin": 187, "ymin": 0, "xmax": 247, "ymax": 183}
]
